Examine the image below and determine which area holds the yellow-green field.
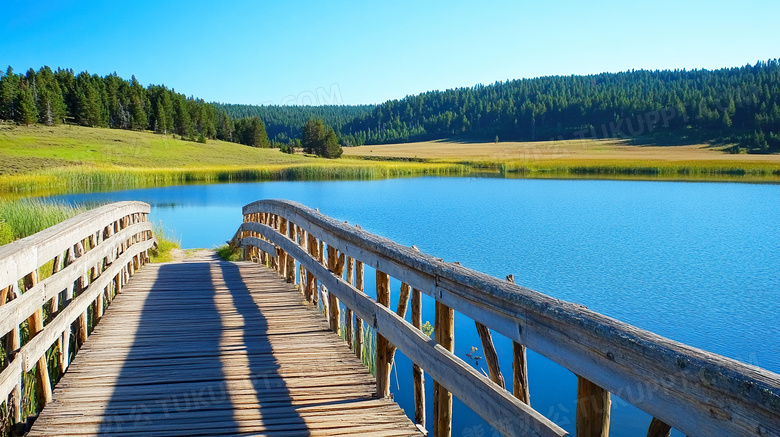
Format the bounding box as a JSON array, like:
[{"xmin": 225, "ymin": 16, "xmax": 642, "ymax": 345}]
[
  {"xmin": 1, "ymin": 124, "xmax": 779, "ymax": 198},
  {"xmin": 0, "ymin": 124, "xmax": 466, "ymax": 197},
  {"xmin": 344, "ymin": 138, "xmax": 780, "ymax": 181}
]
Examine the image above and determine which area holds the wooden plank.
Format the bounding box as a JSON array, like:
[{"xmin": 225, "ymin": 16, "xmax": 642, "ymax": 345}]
[
  {"xmin": 30, "ymin": 257, "xmax": 422, "ymax": 437},
  {"xmin": 242, "ymin": 200, "xmax": 780, "ymax": 437}
]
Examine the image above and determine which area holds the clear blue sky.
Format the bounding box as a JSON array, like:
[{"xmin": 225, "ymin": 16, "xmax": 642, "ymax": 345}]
[{"xmin": 2, "ymin": 0, "xmax": 778, "ymax": 105}]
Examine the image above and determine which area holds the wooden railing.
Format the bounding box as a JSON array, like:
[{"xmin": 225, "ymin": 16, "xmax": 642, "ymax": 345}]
[
  {"xmin": 0, "ymin": 201, "xmax": 155, "ymax": 432},
  {"xmin": 233, "ymin": 199, "xmax": 780, "ymax": 437}
]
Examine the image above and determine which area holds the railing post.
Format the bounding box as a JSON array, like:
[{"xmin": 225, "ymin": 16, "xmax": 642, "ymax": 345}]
[
  {"xmin": 354, "ymin": 260, "xmax": 364, "ymax": 359},
  {"xmin": 646, "ymin": 418, "xmax": 672, "ymax": 437},
  {"xmin": 386, "ymin": 283, "xmax": 411, "ymax": 362},
  {"xmin": 24, "ymin": 271, "xmax": 53, "ymax": 405},
  {"xmin": 506, "ymin": 275, "xmax": 531, "ymax": 405},
  {"xmin": 286, "ymin": 222, "xmax": 296, "ymax": 283},
  {"xmin": 376, "ymin": 270, "xmax": 391, "ymax": 398},
  {"xmin": 345, "ymin": 256, "xmax": 354, "ymax": 349},
  {"xmin": 576, "ymin": 375, "xmax": 611, "ymax": 437},
  {"xmin": 475, "ymin": 322, "xmax": 505, "ymax": 388},
  {"xmin": 326, "ymin": 246, "xmax": 344, "ymax": 334},
  {"xmin": 2, "ymin": 283, "xmax": 21, "ymax": 423},
  {"xmin": 411, "ymin": 286, "xmax": 426, "ymax": 428},
  {"xmin": 433, "ymin": 300, "xmax": 454, "ymax": 437}
]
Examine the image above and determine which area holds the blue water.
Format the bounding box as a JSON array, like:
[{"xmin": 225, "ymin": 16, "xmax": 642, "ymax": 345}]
[{"xmin": 53, "ymin": 178, "xmax": 780, "ymax": 436}]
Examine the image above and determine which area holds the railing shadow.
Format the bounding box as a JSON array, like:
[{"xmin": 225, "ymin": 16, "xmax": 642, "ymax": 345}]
[
  {"xmin": 218, "ymin": 261, "xmax": 309, "ymax": 435},
  {"xmin": 97, "ymin": 262, "xmax": 239, "ymax": 435}
]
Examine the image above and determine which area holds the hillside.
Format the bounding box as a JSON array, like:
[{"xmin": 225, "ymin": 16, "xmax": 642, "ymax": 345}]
[
  {"xmin": 337, "ymin": 60, "xmax": 780, "ymax": 153},
  {"xmin": 0, "ymin": 123, "xmax": 306, "ymax": 175}
]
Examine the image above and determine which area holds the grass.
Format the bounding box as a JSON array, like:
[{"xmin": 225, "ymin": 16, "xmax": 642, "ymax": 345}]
[
  {"xmin": 216, "ymin": 244, "xmax": 243, "ymax": 261},
  {"xmin": 148, "ymin": 222, "xmax": 181, "ymax": 263},
  {"xmin": 0, "ymin": 124, "xmax": 468, "ymax": 197},
  {"xmin": 344, "ymin": 138, "xmax": 780, "ymax": 182},
  {"xmin": 0, "ymin": 198, "xmax": 88, "ymax": 241}
]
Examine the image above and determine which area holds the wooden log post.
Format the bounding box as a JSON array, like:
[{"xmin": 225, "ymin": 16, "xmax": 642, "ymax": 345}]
[
  {"xmin": 24, "ymin": 271, "xmax": 53, "ymax": 405},
  {"xmin": 646, "ymin": 418, "xmax": 672, "ymax": 437},
  {"xmin": 375, "ymin": 270, "xmax": 391, "ymax": 398},
  {"xmin": 2, "ymin": 283, "xmax": 22, "ymax": 423},
  {"xmin": 326, "ymin": 246, "xmax": 342, "ymax": 334},
  {"xmin": 306, "ymin": 233, "xmax": 318, "ymax": 302},
  {"xmin": 433, "ymin": 300, "xmax": 454, "ymax": 437},
  {"xmin": 386, "ymin": 282, "xmax": 411, "ymax": 362},
  {"xmin": 286, "ymin": 222, "xmax": 296, "ymax": 283},
  {"xmin": 506, "ymin": 274, "xmax": 531, "ymax": 405},
  {"xmin": 576, "ymin": 375, "xmax": 611, "ymax": 437},
  {"xmin": 345, "ymin": 256, "xmax": 354, "ymax": 348},
  {"xmin": 411, "ymin": 286, "xmax": 426, "ymax": 428},
  {"xmin": 475, "ymin": 322, "xmax": 505, "ymax": 389},
  {"xmin": 354, "ymin": 260, "xmax": 364, "ymax": 359}
]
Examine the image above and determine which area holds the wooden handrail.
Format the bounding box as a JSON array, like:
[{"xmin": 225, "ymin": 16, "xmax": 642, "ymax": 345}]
[
  {"xmin": 0, "ymin": 201, "xmax": 155, "ymax": 428},
  {"xmin": 237, "ymin": 199, "xmax": 780, "ymax": 437}
]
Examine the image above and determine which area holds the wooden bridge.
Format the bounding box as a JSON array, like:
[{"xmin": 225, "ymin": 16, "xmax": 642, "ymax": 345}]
[{"xmin": 1, "ymin": 201, "xmax": 779, "ymax": 437}]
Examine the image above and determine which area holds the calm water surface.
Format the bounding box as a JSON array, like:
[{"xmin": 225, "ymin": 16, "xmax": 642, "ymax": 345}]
[{"xmin": 53, "ymin": 177, "xmax": 780, "ymax": 436}]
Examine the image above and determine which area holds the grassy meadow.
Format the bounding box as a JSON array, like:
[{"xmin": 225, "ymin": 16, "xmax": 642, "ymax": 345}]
[
  {"xmin": 0, "ymin": 124, "xmax": 467, "ymax": 197},
  {"xmin": 1, "ymin": 124, "xmax": 779, "ymax": 200},
  {"xmin": 344, "ymin": 138, "xmax": 780, "ymax": 181}
]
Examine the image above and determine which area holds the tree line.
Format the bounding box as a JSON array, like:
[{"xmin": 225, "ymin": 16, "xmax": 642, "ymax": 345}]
[
  {"xmin": 215, "ymin": 103, "xmax": 373, "ymax": 145},
  {"xmin": 0, "ymin": 66, "xmax": 270, "ymax": 148},
  {"xmin": 337, "ymin": 59, "xmax": 780, "ymax": 153}
]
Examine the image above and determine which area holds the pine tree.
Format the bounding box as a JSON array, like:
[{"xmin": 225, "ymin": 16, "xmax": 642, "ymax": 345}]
[
  {"xmin": 0, "ymin": 66, "xmax": 20, "ymax": 120},
  {"xmin": 15, "ymin": 85, "xmax": 38, "ymax": 125}
]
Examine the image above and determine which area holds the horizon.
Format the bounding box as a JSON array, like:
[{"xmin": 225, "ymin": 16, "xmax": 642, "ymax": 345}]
[{"xmin": 3, "ymin": 1, "xmax": 778, "ymax": 106}]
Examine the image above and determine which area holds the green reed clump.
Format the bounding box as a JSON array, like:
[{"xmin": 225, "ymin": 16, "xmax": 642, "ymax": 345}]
[
  {"xmin": 216, "ymin": 244, "xmax": 242, "ymax": 261},
  {"xmin": 149, "ymin": 221, "xmax": 181, "ymax": 263},
  {"xmin": 0, "ymin": 198, "xmax": 88, "ymax": 241}
]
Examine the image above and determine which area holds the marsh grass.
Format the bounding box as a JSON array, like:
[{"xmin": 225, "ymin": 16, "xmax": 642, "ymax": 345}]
[
  {"xmin": 0, "ymin": 198, "xmax": 88, "ymax": 242},
  {"xmin": 216, "ymin": 244, "xmax": 242, "ymax": 261},
  {"xmin": 149, "ymin": 222, "xmax": 181, "ymax": 263}
]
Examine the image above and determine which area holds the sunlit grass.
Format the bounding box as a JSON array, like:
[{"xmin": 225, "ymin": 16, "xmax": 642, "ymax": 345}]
[
  {"xmin": 216, "ymin": 244, "xmax": 242, "ymax": 262},
  {"xmin": 149, "ymin": 222, "xmax": 181, "ymax": 263},
  {"xmin": 0, "ymin": 198, "xmax": 88, "ymax": 242}
]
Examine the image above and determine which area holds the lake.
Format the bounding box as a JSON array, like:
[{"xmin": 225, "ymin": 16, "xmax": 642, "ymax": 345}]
[{"xmin": 52, "ymin": 177, "xmax": 780, "ymax": 436}]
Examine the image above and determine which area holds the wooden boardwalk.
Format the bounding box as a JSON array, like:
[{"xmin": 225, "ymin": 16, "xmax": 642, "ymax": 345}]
[{"xmin": 30, "ymin": 253, "xmax": 422, "ymax": 436}]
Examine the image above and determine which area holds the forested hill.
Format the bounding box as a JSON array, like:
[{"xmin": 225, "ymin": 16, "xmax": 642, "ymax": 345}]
[
  {"xmin": 0, "ymin": 67, "xmax": 271, "ymax": 148},
  {"xmin": 338, "ymin": 60, "xmax": 780, "ymax": 152},
  {"xmin": 214, "ymin": 103, "xmax": 374, "ymax": 144}
]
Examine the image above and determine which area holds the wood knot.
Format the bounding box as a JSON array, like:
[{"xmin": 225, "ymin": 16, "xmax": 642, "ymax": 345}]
[{"xmin": 606, "ymin": 351, "xmax": 615, "ymax": 361}]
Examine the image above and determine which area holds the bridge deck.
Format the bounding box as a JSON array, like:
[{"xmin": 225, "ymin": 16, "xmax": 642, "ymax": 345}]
[{"xmin": 30, "ymin": 253, "xmax": 422, "ymax": 436}]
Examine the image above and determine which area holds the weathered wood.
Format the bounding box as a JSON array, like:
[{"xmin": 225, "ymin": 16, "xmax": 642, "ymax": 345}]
[
  {"xmin": 576, "ymin": 376, "xmax": 611, "ymax": 437},
  {"xmin": 506, "ymin": 275, "xmax": 530, "ymax": 405},
  {"xmin": 345, "ymin": 256, "xmax": 354, "ymax": 348},
  {"xmin": 239, "ymin": 230, "xmax": 567, "ymax": 437},
  {"xmin": 23, "ymin": 271, "xmax": 53, "ymax": 406},
  {"xmin": 387, "ymin": 282, "xmax": 411, "ymax": 361},
  {"xmin": 475, "ymin": 322, "xmax": 505, "ymax": 389},
  {"xmin": 434, "ymin": 300, "xmax": 454, "ymax": 437},
  {"xmin": 29, "ymin": 259, "xmax": 424, "ymax": 437},
  {"xmin": 240, "ymin": 199, "xmax": 780, "ymax": 437},
  {"xmin": 355, "ymin": 260, "xmax": 364, "ymax": 359},
  {"xmin": 0, "ymin": 202, "xmax": 150, "ymax": 289},
  {"xmin": 411, "ymin": 286, "xmax": 426, "ymax": 428},
  {"xmin": 326, "ymin": 246, "xmax": 343, "ymax": 334},
  {"xmin": 646, "ymin": 418, "xmax": 672, "ymax": 437},
  {"xmin": 286, "ymin": 221, "xmax": 296, "ymax": 283},
  {"xmin": 376, "ymin": 270, "xmax": 391, "ymax": 399}
]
